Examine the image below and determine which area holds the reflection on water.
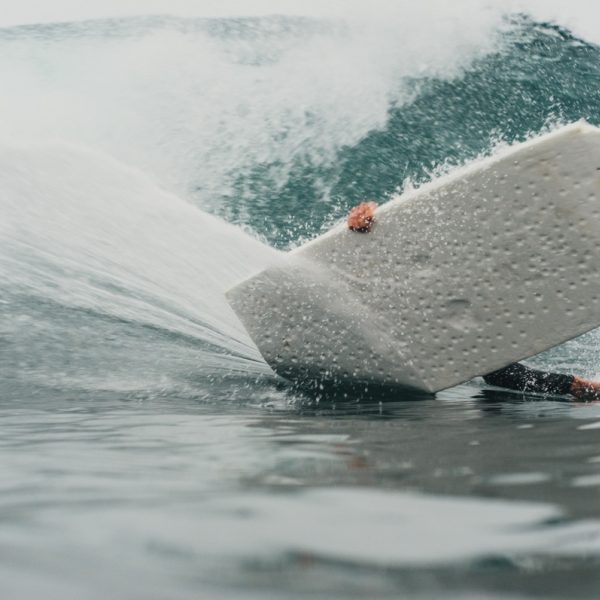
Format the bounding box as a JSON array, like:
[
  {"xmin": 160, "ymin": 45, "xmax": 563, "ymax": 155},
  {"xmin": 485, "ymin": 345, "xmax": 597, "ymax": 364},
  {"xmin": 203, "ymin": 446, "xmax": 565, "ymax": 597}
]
[{"xmin": 3, "ymin": 383, "xmax": 600, "ymax": 599}]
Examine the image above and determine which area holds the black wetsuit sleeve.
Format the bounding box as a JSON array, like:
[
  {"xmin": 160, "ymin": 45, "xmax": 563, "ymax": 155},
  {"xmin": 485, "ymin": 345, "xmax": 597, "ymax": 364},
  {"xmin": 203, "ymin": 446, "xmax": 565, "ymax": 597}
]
[{"xmin": 483, "ymin": 363, "xmax": 574, "ymax": 396}]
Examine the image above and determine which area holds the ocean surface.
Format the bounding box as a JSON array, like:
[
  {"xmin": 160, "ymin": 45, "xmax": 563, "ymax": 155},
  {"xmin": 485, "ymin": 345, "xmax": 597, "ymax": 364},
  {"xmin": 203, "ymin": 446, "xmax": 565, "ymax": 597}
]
[{"xmin": 3, "ymin": 5, "xmax": 600, "ymax": 599}]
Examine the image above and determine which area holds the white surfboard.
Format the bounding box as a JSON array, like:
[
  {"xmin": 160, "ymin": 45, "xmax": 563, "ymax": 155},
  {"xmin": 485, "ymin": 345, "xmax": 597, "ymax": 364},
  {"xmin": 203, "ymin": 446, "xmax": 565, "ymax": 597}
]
[{"xmin": 227, "ymin": 121, "xmax": 600, "ymax": 393}]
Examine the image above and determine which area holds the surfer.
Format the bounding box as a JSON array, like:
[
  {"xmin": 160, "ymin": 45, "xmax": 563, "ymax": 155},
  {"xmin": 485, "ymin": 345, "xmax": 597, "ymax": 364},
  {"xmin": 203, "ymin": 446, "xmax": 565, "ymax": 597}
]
[{"xmin": 347, "ymin": 201, "xmax": 600, "ymax": 401}]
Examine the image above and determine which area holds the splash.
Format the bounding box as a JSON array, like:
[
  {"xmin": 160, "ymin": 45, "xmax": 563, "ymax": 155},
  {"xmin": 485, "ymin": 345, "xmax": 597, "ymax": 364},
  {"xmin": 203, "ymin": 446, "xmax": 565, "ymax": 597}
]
[{"xmin": 0, "ymin": 141, "xmax": 279, "ymax": 395}]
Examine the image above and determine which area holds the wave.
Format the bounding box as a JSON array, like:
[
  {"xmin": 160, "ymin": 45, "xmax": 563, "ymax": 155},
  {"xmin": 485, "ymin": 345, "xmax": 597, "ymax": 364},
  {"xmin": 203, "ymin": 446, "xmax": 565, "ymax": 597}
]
[{"xmin": 2, "ymin": 13, "xmax": 597, "ymax": 248}]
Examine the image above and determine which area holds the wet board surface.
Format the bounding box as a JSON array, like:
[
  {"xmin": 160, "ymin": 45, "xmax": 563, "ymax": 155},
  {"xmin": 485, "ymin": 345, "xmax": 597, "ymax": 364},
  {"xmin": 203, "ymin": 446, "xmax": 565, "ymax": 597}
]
[{"xmin": 227, "ymin": 121, "xmax": 600, "ymax": 393}]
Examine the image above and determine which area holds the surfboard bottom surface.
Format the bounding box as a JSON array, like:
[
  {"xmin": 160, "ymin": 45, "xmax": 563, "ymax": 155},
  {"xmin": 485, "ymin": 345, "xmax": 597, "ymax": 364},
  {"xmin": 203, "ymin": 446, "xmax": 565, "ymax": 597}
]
[{"xmin": 227, "ymin": 122, "xmax": 600, "ymax": 393}]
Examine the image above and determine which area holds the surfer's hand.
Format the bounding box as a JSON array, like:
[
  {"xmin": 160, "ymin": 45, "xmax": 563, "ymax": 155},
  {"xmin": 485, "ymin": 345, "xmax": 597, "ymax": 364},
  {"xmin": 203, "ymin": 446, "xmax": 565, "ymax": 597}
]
[
  {"xmin": 570, "ymin": 376, "xmax": 600, "ymax": 401},
  {"xmin": 348, "ymin": 201, "xmax": 378, "ymax": 233}
]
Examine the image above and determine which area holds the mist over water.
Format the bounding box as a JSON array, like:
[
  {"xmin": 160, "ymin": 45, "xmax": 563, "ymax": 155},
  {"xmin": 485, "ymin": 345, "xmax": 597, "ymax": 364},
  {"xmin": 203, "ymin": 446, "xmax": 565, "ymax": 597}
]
[{"xmin": 3, "ymin": 3, "xmax": 600, "ymax": 599}]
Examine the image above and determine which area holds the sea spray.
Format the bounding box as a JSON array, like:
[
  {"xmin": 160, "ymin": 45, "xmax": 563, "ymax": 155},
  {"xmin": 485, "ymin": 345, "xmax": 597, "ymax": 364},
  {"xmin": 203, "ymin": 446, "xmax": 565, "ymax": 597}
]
[{"xmin": 0, "ymin": 141, "xmax": 280, "ymax": 394}]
